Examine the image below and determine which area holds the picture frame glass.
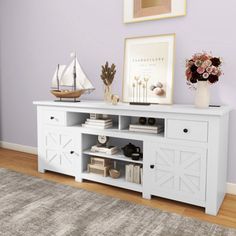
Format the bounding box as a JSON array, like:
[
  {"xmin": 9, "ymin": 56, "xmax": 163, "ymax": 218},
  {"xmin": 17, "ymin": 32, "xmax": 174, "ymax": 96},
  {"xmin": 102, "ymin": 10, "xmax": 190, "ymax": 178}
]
[{"xmin": 122, "ymin": 34, "xmax": 175, "ymax": 104}]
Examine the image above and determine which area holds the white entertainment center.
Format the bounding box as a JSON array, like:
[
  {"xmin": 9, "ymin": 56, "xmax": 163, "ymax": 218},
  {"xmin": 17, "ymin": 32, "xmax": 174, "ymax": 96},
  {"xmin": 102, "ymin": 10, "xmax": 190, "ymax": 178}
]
[{"xmin": 34, "ymin": 100, "xmax": 231, "ymax": 215}]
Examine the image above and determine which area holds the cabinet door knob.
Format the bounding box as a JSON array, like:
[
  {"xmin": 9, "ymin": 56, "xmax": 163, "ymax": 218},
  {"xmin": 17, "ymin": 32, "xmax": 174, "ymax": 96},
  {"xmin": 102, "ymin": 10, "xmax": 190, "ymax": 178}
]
[
  {"xmin": 50, "ymin": 116, "xmax": 55, "ymax": 120},
  {"xmin": 70, "ymin": 151, "xmax": 74, "ymax": 154},
  {"xmin": 150, "ymin": 165, "xmax": 155, "ymax": 169},
  {"xmin": 183, "ymin": 128, "xmax": 188, "ymax": 133}
]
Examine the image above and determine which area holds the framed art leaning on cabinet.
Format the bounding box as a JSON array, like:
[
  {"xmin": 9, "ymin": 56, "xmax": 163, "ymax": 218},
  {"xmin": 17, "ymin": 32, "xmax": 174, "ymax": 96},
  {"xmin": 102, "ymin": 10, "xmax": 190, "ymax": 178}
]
[
  {"xmin": 122, "ymin": 34, "xmax": 175, "ymax": 104},
  {"xmin": 124, "ymin": 0, "xmax": 186, "ymax": 23}
]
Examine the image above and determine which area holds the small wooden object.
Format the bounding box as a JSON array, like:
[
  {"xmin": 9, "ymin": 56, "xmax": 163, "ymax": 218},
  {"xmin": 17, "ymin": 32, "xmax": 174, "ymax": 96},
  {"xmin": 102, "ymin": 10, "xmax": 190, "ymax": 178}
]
[
  {"xmin": 87, "ymin": 164, "xmax": 110, "ymax": 177},
  {"xmin": 91, "ymin": 157, "xmax": 111, "ymax": 166},
  {"xmin": 109, "ymin": 169, "xmax": 120, "ymax": 179}
]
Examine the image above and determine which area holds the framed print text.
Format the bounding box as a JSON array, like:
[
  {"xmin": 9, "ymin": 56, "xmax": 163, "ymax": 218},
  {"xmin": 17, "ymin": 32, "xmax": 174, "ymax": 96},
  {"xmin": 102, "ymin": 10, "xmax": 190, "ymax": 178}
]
[
  {"xmin": 122, "ymin": 34, "xmax": 175, "ymax": 104},
  {"xmin": 124, "ymin": 0, "xmax": 186, "ymax": 23}
]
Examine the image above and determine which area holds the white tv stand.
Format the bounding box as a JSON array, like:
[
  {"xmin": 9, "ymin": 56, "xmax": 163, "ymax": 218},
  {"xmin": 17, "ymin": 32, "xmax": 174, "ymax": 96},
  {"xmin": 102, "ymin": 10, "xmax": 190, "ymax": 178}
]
[{"xmin": 34, "ymin": 100, "xmax": 231, "ymax": 215}]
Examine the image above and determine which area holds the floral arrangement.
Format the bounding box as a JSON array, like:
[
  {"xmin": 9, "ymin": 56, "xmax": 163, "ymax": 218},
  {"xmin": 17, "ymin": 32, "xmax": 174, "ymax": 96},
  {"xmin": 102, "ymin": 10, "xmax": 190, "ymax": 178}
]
[{"xmin": 186, "ymin": 52, "xmax": 223, "ymax": 85}]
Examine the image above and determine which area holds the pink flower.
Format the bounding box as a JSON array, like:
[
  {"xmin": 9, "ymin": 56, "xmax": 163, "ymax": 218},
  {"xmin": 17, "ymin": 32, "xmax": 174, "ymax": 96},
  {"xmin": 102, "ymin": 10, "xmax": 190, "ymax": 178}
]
[
  {"xmin": 192, "ymin": 53, "xmax": 202, "ymax": 61},
  {"xmin": 217, "ymin": 71, "xmax": 222, "ymax": 77},
  {"xmin": 203, "ymin": 72, "xmax": 209, "ymax": 79},
  {"xmin": 186, "ymin": 60, "xmax": 194, "ymax": 67},
  {"xmin": 197, "ymin": 67, "xmax": 205, "ymax": 74},
  {"xmin": 212, "ymin": 66, "xmax": 219, "ymax": 75},
  {"xmin": 206, "ymin": 66, "xmax": 213, "ymax": 73},
  {"xmin": 200, "ymin": 54, "xmax": 210, "ymax": 61},
  {"xmin": 185, "ymin": 69, "xmax": 192, "ymax": 80},
  {"xmin": 202, "ymin": 60, "xmax": 212, "ymax": 68}
]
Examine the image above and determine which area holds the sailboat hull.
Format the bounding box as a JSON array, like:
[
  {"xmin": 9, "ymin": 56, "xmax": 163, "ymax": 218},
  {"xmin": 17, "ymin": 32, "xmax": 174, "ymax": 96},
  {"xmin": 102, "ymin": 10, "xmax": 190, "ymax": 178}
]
[{"xmin": 51, "ymin": 89, "xmax": 86, "ymax": 99}]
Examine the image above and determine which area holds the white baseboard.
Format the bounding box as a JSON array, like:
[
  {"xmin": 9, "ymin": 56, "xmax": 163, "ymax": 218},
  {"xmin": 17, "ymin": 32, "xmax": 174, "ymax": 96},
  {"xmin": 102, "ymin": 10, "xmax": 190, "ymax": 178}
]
[
  {"xmin": 0, "ymin": 140, "xmax": 235, "ymax": 195},
  {"xmin": 0, "ymin": 141, "xmax": 37, "ymax": 155},
  {"xmin": 227, "ymin": 183, "xmax": 236, "ymax": 195}
]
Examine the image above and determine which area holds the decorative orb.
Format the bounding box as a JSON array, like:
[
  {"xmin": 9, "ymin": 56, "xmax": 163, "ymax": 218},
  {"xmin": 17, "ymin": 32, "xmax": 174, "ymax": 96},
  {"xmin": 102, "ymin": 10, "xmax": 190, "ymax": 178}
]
[
  {"xmin": 139, "ymin": 117, "xmax": 147, "ymax": 125},
  {"xmin": 148, "ymin": 118, "xmax": 156, "ymax": 126},
  {"xmin": 150, "ymin": 85, "xmax": 156, "ymax": 91},
  {"xmin": 154, "ymin": 87, "xmax": 165, "ymax": 96},
  {"xmin": 156, "ymin": 82, "xmax": 163, "ymax": 88}
]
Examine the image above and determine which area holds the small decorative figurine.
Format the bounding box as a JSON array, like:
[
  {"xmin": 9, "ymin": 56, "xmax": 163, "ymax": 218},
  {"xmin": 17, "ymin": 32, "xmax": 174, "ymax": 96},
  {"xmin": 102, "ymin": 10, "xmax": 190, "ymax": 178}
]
[{"xmin": 111, "ymin": 94, "xmax": 120, "ymax": 105}]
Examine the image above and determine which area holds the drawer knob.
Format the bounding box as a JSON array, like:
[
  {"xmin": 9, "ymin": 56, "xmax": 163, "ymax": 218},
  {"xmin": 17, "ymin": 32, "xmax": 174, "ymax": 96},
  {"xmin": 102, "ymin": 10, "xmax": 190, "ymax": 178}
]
[
  {"xmin": 50, "ymin": 116, "xmax": 55, "ymax": 120},
  {"xmin": 70, "ymin": 151, "xmax": 74, "ymax": 154},
  {"xmin": 150, "ymin": 165, "xmax": 155, "ymax": 169},
  {"xmin": 183, "ymin": 128, "xmax": 188, "ymax": 133}
]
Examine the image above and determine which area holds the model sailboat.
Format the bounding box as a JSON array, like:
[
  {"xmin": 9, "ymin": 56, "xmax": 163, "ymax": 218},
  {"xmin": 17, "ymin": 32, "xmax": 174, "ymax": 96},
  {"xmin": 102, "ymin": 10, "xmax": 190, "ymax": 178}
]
[{"xmin": 51, "ymin": 53, "xmax": 95, "ymax": 102}]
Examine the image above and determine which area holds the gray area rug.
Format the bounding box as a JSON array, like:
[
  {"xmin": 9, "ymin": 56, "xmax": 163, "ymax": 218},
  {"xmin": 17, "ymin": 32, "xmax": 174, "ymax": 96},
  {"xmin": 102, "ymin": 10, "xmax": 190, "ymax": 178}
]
[{"xmin": 0, "ymin": 168, "xmax": 236, "ymax": 236}]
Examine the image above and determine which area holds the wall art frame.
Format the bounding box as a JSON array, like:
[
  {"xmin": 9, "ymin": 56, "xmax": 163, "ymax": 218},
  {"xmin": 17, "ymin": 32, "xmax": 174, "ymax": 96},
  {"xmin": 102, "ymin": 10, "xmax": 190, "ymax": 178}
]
[
  {"xmin": 124, "ymin": 0, "xmax": 186, "ymax": 23},
  {"xmin": 122, "ymin": 34, "xmax": 175, "ymax": 104}
]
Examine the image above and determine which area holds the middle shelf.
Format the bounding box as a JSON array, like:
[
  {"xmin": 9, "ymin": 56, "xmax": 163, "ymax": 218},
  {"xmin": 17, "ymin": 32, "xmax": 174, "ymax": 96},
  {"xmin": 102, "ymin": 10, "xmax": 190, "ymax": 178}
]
[{"xmin": 83, "ymin": 149, "xmax": 143, "ymax": 164}]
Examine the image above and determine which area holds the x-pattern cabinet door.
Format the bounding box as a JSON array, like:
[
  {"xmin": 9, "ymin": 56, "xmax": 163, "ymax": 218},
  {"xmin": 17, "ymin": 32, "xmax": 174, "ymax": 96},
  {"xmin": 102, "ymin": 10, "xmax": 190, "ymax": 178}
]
[
  {"xmin": 43, "ymin": 127, "xmax": 80, "ymax": 176},
  {"xmin": 144, "ymin": 142, "xmax": 207, "ymax": 205}
]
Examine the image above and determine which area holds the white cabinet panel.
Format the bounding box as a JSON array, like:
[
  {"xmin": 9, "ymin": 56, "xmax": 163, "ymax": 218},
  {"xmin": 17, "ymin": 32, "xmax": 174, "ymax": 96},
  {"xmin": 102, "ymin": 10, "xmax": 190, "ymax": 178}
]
[
  {"xmin": 145, "ymin": 142, "xmax": 207, "ymax": 205},
  {"xmin": 43, "ymin": 127, "xmax": 80, "ymax": 176}
]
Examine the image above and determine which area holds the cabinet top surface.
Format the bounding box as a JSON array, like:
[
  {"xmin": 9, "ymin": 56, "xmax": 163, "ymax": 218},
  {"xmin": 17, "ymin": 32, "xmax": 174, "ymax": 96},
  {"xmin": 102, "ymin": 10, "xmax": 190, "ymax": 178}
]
[{"xmin": 33, "ymin": 100, "xmax": 231, "ymax": 116}]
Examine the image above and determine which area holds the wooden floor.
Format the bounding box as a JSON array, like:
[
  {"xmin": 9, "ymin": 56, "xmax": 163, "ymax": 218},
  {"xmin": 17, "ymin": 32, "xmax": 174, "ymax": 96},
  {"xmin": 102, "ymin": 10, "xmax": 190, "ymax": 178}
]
[{"xmin": 0, "ymin": 148, "xmax": 236, "ymax": 229}]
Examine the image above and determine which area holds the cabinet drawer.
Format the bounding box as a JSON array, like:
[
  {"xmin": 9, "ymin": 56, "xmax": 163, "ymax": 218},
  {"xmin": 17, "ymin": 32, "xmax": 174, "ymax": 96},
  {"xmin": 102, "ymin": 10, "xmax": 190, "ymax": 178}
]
[
  {"xmin": 167, "ymin": 119, "xmax": 208, "ymax": 142},
  {"xmin": 43, "ymin": 110, "xmax": 66, "ymax": 126}
]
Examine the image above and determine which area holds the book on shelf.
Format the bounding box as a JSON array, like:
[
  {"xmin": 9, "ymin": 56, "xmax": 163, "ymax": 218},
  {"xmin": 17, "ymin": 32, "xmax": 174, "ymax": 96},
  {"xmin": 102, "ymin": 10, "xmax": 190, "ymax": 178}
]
[
  {"xmin": 86, "ymin": 118, "xmax": 113, "ymax": 124},
  {"xmin": 82, "ymin": 123, "xmax": 113, "ymax": 129},
  {"xmin": 129, "ymin": 124, "xmax": 164, "ymax": 134},
  {"xmin": 125, "ymin": 164, "xmax": 142, "ymax": 184},
  {"xmin": 129, "ymin": 124, "xmax": 163, "ymax": 130},
  {"xmin": 85, "ymin": 121, "xmax": 113, "ymax": 127},
  {"xmin": 129, "ymin": 128, "xmax": 164, "ymax": 134},
  {"xmin": 140, "ymin": 167, "xmax": 143, "ymax": 185},
  {"xmin": 90, "ymin": 145, "xmax": 119, "ymax": 155},
  {"xmin": 133, "ymin": 165, "xmax": 140, "ymax": 184}
]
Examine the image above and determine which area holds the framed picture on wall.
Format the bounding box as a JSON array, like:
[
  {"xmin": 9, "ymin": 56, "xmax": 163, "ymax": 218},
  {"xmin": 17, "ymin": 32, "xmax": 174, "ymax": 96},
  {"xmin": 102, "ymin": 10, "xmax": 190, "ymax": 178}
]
[
  {"xmin": 122, "ymin": 34, "xmax": 175, "ymax": 104},
  {"xmin": 124, "ymin": 0, "xmax": 186, "ymax": 23}
]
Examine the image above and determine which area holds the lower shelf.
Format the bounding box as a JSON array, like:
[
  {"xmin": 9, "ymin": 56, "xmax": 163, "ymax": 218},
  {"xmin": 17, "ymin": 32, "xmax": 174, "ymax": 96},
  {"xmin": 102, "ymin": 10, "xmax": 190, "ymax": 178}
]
[{"xmin": 81, "ymin": 172, "xmax": 143, "ymax": 193}]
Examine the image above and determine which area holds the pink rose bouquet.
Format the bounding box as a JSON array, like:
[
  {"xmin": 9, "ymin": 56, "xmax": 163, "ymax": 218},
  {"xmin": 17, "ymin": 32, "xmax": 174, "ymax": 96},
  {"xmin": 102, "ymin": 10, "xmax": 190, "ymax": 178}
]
[{"xmin": 186, "ymin": 52, "xmax": 223, "ymax": 85}]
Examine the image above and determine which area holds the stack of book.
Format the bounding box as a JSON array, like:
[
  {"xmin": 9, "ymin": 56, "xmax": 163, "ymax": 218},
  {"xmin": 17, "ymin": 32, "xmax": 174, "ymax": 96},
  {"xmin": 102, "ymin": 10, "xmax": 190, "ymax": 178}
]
[
  {"xmin": 91, "ymin": 145, "xmax": 119, "ymax": 155},
  {"xmin": 87, "ymin": 157, "xmax": 111, "ymax": 177},
  {"xmin": 125, "ymin": 164, "xmax": 143, "ymax": 185},
  {"xmin": 82, "ymin": 118, "xmax": 113, "ymax": 129},
  {"xmin": 129, "ymin": 124, "xmax": 164, "ymax": 134}
]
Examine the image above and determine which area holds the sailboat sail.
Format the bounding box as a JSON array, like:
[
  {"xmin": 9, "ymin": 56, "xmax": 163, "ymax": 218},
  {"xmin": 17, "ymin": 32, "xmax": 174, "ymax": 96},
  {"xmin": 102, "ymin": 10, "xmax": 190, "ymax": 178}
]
[
  {"xmin": 51, "ymin": 65, "xmax": 66, "ymax": 88},
  {"xmin": 60, "ymin": 58, "xmax": 94, "ymax": 91}
]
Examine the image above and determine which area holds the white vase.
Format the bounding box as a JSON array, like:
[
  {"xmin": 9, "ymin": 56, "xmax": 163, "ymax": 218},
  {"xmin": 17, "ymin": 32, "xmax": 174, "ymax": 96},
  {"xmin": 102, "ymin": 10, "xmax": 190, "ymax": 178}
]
[{"xmin": 195, "ymin": 81, "xmax": 210, "ymax": 108}]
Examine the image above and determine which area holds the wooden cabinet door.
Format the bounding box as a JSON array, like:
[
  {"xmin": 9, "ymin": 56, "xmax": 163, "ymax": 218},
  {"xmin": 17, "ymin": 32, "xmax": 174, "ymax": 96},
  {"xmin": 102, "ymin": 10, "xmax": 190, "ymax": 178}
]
[
  {"xmin": 144, "ymin": 142, "xmax": 207, "ymax": 206},
  {"xmin": 43, "ymin": 127, "xmax": 80, "ymax": 176}
]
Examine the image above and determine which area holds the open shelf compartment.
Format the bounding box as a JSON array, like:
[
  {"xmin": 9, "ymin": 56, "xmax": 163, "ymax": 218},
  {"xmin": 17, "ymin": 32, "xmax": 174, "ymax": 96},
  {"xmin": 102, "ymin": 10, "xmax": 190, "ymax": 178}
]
[
  {"xmin": 81, "ymin": 134, "xmax": 143, "ymax": 191},
  {"xmin": 119, "ymin": 115, "xmax": 165, "ymax": 136}
]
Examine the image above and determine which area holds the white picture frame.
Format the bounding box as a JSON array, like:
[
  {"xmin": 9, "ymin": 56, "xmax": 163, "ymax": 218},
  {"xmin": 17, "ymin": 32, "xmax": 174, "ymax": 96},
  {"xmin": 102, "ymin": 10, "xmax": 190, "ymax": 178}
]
[
  {"xmin": 122, "ymin": 34, "xmax": 175, "ymax": 104},
  {"xmin": 124, "ymin": 0, "xmax": 186, "ymax": 23}
]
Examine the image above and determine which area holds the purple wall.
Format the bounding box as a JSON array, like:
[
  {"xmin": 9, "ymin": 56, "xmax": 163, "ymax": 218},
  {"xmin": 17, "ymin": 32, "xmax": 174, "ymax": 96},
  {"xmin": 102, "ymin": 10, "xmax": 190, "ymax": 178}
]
[{"xmin": 0, "ymin": 0, "xmax": 235, "ymax": 183}]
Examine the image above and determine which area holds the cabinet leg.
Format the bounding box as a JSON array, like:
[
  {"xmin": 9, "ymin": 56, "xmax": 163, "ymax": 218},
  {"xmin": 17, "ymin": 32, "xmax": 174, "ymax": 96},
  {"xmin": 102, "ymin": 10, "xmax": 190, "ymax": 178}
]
[
  {"xmin": 142, "ymin": 192, "xmax": 151, "ymax": 200},
  {"xmin": 75, "ymin": 177, "xmax": 83, "ymax": 183},
  {"xmin": 205, "ymin": 206, "xmax": 218, "ymax": 216},
  {"xmin": 38, "ymin": 168, "xmax": 45, "ymax": 174}
]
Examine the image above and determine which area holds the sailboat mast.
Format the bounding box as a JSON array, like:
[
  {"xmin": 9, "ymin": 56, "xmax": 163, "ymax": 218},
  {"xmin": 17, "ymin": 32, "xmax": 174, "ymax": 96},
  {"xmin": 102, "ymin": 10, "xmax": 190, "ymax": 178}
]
[
  {"xmin": 56, "ymin": 64, "xmax": 60, "ymax": 91},
  {"xmin": 73, "ymin": 53, "xmax": 77, "ymax": 91}
]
